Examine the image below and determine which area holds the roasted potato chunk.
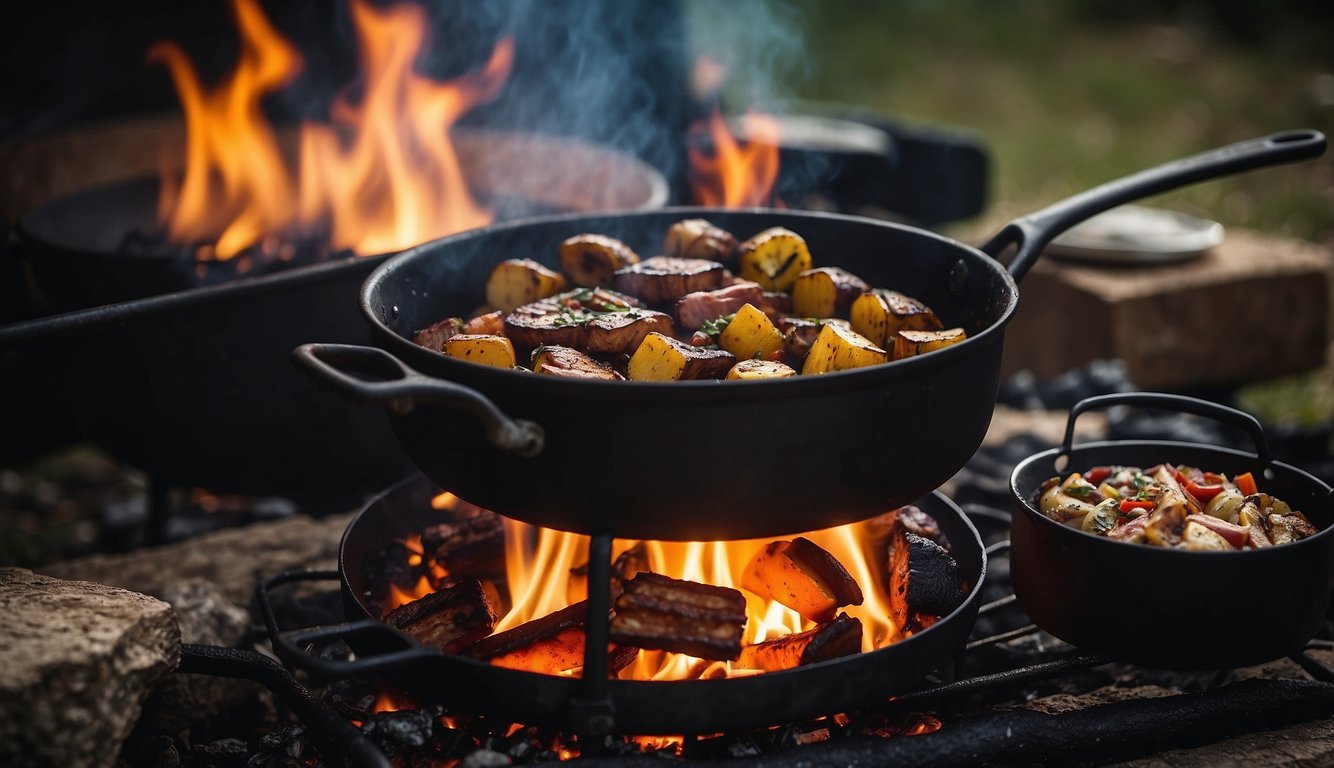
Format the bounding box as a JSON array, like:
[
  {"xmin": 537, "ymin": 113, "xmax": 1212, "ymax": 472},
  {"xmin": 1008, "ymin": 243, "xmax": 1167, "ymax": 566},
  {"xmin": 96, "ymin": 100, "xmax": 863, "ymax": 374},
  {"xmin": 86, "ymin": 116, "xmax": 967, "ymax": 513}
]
[
  {"xmin": 892, "ymin": 327, "xmax": 967, "ymax": 360},
  {"xmin": 560, "ymin": 234, "xmax": 641, "ymax": 288},
  {"xmin": 850, "ymin": 289, "xmax": 944, "ymax": 348},
  {"xmin": 790, "ymin": 267, "xmax": 870, "ymax": 318},
  {"xmin": 486, "ymin": 258, "xmax": 568, "ymax": 314},
  {"xmin": 664, "ymin": 218, "xmax": 738, "ymax": 263},
  {"xmin": 717, "ymin": 303, "xmax": 784, "ymax": 361},
  {"xmin": 801, "ymin": 323, "xmax": 887, "ymax": 375},
  {"xmin": 726, "ymin": 359, "xmax": 796, "ymax": 380},
  {"xmin": 627, "ymin": 332, "xmax": 735, "ymax": 381},
  {"xmin": 461, "ymin": 310, "xmax": 505, "ymax": 336},
  {"xmin": 443, "ymin": 334, "xmax": 517, "ymax": 368},
  {"xmin": 532, "ymin": 345, "xmax": 624, "ymax": 380},
  {"xmin": 736, "ymin": 227, "xmax": 812, "ymax": 292},
  {"xmin": 613, "ymin": 256, "xmax": 726, "ymax": 305}
]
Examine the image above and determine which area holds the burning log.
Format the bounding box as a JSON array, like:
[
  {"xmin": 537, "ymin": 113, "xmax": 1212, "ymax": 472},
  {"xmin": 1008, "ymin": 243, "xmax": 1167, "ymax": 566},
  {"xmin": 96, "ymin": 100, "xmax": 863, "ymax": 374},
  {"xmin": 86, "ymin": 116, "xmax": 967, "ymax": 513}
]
[
  {"xmin": 463, "ymin": 601, "xmax": 638, "ymax": 676},
  {"xmin": 609, "ymin": 572, "xmax": 747, "ymax": 660},
  {"xmin": 383, "ymin": 578, "xmax": 496, "ymax": 654},
  {"xmin": 735, "ymin": 613, "xmax": 863, "ymax": 671},
  {"xmin": 420, "ymin": 512, "xmax": 505, "ymax": 579},
  {"xmin": 741, "ymin": 537, "xmax": 864, "ymax": 622},
  {"xmin": 887, "ymin": 528, "xmax": 963, "ymax": 632}
]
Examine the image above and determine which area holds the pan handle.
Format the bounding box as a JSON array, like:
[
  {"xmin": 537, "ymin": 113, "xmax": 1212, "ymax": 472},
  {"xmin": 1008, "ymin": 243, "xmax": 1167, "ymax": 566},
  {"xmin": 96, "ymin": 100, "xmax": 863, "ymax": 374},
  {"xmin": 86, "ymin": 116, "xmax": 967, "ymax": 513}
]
[
  {"xmin": 292, "ymin": 342, "xmax": 544, "ymax": 457},
  {"xmin": 982, "ymin": 129, "xmax": 1326, "ymax": 282},
  {"xmin": 1059, "ymin": 392, "xmax": 1272, "ymax": 468}
]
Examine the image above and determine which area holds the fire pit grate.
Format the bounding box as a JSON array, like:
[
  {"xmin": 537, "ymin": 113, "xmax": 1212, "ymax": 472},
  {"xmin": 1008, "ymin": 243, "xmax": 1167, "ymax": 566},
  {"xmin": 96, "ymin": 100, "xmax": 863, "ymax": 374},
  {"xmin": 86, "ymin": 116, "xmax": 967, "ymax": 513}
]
[{"xmin": 224, "ymin": 501, "xmax": 1334, "ymax": 767}]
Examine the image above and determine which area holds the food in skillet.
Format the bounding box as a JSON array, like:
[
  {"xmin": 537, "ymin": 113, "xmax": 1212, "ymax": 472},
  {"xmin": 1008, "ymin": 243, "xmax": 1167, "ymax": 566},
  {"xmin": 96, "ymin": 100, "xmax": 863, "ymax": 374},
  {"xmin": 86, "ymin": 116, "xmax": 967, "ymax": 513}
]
[
  {"xmin": 412, "ymin": 219, "xmax": 967, "ymax": 381},
  {"xmin": 1039, "ymin": 465, "xmax": 1319, "ymax": 549}
]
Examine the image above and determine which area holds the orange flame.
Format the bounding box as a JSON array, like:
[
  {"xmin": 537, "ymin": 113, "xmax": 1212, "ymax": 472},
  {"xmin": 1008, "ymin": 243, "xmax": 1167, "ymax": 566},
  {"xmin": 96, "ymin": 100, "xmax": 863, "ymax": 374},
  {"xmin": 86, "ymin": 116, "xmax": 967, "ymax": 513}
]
[
  {"xmin": 689, "ymin": 107, "xmax": 782, "ymax": 207},
  {"xmin": 387, "ymin": 493, "xmax": 898, "ymax": 682},
  {"xmin": 151, "ymin": 0, "xmax": 512, "ymax": 261}
]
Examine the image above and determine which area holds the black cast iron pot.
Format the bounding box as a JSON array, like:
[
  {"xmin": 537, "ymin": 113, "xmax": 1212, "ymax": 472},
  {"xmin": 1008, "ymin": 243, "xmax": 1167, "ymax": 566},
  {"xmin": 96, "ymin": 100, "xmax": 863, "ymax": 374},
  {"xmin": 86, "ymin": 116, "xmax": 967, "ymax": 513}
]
[
  {"xmin": 1009, "ymin": 392, "xmax": 1334, "ymax": 670},
  {"xmin": 295, "ymin": 131, "xmax": 1325, "ymax": 540}
]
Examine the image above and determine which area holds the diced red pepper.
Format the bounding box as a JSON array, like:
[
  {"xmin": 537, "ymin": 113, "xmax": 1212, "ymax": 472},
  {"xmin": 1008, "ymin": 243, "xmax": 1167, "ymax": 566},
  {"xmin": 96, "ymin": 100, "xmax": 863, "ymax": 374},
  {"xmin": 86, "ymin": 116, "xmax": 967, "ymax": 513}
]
[
  {"xmin": 1183, "ymin": 477, "xmax": 1225, "ymax": 501},
  {"xmin": 1084, "ymin": 466, "xmax": 1112, "ymax": 485},
  {"xmin": 1119, "ymin": 499, "xmax": 1156, "ymax": 512},
  {"xmin": 1235, "ymin": 472, "xmax": 1258, "ymax": 496}
]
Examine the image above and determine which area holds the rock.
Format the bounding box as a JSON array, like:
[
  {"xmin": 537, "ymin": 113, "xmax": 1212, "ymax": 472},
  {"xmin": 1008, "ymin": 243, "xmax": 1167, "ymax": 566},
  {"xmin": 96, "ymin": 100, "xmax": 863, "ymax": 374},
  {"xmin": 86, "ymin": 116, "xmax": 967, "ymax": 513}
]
[
  {"xmin": 41, "ymin": 512, "xmax": 354, "ymax": 605},
  {"xmin": 139, "ymin": 580, "xmax": 265, "ymax": 739},
  {"xmin": 0, "ymin": 568, "xmax": 179, "ymax": 768}
]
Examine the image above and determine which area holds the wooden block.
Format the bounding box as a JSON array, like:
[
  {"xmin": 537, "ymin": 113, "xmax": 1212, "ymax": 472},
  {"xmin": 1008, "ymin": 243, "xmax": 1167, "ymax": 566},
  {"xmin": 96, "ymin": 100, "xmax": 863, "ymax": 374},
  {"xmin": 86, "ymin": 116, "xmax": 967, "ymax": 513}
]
[{"xmin": 1002, "ymin": 230, "xmax": 1332, "ymax": 389}]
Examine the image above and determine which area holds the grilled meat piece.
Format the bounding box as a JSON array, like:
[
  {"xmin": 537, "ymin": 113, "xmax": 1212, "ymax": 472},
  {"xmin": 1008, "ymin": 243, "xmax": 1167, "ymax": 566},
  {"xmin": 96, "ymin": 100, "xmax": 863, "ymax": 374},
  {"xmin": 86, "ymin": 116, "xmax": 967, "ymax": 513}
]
[
  {"xmin": 383, "ymin": 578, "xmax": 496, "ymax": 653},
  {"xmin": 613, "ymin": 256, "xmax": 726, "ymax": 305},
  {"xmin": 414, "ymin": 317, "xmax": 464, "ymax": 352},
  {"xmin": 610, "ymin": 572, "xmax": 747, "ymax": 660},
  {"xmin": 421, "ymin": 512, "xmax": 505, "ymax": 580},
  {"xmin": 584, "ymin": 309, "xmax": 675, "ymax": 355},
  {"xmin": 735, "ymin": 613, "xmax": 863, "ymax": 671},
  {"xmin": 532, "ymin": 345, "xmax": 624, "ymax": 380},
  {"xmin": 503, "ymin": 311, "xmax": 586, "ymax": 355},
  {"xmin": 674, "ymin": 282, "xmax": 764, "ymax": 330},
  {"xmin": 887, "ymin": 529, "xmax": 962, "ymax": 631}
]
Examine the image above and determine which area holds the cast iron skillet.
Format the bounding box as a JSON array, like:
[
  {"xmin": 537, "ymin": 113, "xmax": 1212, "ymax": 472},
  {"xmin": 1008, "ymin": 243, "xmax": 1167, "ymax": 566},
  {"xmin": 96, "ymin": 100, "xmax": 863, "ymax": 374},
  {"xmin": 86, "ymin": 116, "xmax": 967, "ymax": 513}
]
[
  {"xmin": 273, "ymin": 472, "xmax": 985, "ymax": 735},
  {"xmin": 295, "ymin": 131, "xmax": 1325, "ymax": 541},
  {"xmin": 1009, "ymin": 393, "xmax": 1334, "ymax": 670}
]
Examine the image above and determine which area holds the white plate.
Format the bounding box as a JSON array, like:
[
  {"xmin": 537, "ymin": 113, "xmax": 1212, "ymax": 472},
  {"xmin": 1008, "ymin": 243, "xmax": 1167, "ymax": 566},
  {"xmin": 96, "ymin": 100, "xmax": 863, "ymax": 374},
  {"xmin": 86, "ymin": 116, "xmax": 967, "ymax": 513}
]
[{"xmin": 1046, "ymin": 205, "xmax": 1225, "ymax": 265}]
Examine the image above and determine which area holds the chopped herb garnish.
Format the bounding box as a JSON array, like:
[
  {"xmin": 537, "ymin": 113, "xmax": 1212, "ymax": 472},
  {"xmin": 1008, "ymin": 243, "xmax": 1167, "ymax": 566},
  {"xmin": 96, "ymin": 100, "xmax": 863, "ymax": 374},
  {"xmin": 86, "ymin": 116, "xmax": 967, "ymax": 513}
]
[{"xmin": 699, "ymin": 313, "xmax": 736, "ymax": 337}]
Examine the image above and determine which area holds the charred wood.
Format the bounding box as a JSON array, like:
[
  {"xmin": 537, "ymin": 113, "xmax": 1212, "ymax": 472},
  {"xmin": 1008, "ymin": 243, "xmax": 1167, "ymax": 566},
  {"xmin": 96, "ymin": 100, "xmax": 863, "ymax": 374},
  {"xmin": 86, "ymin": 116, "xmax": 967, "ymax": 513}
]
[
  {"xmin": 610, "ymin": 572, "xmax": 747, "ymax": 660},
  {"xmin": 383, "ymin": 579, "xmax": 496, "ymax": 654}
]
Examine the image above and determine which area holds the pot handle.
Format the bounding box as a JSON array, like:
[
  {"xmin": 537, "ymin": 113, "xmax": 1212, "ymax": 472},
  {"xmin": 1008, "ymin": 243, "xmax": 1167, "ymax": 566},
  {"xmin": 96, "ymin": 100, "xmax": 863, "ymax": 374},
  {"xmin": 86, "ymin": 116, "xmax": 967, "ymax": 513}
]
[
  {"xmin": 1059, "ymin": 392, "xmax": 1272, "ymax": 468},
  {"xmin": 982, "ymin": 129, "xmax": 1326, "ymax": 282},
  {"xmin": 292, "ymin": 342, "xmax": 544, "ymax": 458}
]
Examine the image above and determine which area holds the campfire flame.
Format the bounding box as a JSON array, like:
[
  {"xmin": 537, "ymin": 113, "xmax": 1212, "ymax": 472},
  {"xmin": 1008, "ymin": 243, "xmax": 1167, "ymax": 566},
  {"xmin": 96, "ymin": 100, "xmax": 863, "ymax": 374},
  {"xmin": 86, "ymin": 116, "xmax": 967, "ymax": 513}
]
[
  {"xmin": 405, "ymin": 492, "xmax": 902, "ymax": 683},
  {"xmin": 689, "ymin": 107, "xmax": 783, "ymax": 207},
  {"xmin": 150, "ymin": 0, "xmax": 512, "ymax": 261}
]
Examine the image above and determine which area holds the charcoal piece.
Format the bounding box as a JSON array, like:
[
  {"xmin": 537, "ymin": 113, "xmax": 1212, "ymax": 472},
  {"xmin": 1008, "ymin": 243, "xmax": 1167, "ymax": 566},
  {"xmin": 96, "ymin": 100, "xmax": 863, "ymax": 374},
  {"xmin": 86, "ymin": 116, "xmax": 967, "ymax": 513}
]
[
  {"xmin": 383, "ymin": 579, "xmax": 496, "ymax": 653},
  {"xmin": 421, "ymin": 512, "xmax": 505, "ymax": 579},
  {"xmin": 888, "ymin": 530, "xmax": 963, "ymax": 630},
  {"xmin": 736, "ymin": 613, "xmax": 863, "ymax": 671},
  {"xmin": 610, "ymin": 572, "xmax": 747, "ymax": 660}
]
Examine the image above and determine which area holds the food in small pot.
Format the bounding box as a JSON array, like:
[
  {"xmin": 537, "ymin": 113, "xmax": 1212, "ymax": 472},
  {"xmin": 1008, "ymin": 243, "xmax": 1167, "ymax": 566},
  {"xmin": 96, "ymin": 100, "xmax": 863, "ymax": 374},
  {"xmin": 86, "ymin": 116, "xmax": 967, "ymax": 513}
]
[
  {"xmin": 1038, "ymin": 464, "xmax": 1318, "ymax": 549},
  {"xmin": 413, "ymin": 218, "xmax": 967, "ymax": 380}
]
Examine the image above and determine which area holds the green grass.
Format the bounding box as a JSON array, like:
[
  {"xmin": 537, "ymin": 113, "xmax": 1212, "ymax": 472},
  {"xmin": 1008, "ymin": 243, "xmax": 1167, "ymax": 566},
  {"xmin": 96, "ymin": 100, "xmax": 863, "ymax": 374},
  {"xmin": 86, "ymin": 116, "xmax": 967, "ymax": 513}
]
[{"xmin": 690, "ymin": 1, "xmax": 1334, "ymax": 242}]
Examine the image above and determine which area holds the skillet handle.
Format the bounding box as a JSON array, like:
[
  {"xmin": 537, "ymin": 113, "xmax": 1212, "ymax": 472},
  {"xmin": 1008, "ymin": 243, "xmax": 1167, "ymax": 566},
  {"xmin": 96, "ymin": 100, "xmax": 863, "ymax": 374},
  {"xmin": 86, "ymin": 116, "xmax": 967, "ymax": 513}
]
[
  {"xmin": 982, "ymin": 129, "xmax": 1327, "ymax": 282},
  {"xmin": 1060, "ymin": 392, "xmax": 1272, "ymax": 468},
  {"xmin": 292, "ymin": 342, "xmax": 544, "ymax": 458}
]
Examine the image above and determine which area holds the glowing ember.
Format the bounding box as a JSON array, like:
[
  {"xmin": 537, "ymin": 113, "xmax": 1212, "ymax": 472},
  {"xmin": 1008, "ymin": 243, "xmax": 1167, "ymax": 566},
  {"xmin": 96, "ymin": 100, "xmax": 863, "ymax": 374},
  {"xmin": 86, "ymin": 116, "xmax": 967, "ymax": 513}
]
[
  {"xmin": 150, "ymin": 0, "xmax": 512, "ymax": 261},
  {"xmin": 905, "ymin": 715, "xmax": 944, "ymax": 735},
  {"xmin": 689, "ymin": 107, "xmax": 783, "ymax": 207},
  {"xmin": 389, "ymin": 494, "xmax": 907, "ymax": 682}
]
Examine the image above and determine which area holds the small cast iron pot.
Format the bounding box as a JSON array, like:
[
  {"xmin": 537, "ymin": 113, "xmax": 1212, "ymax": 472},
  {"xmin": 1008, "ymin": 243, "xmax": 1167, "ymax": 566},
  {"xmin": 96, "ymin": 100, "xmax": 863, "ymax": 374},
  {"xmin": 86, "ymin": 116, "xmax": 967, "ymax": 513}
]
[{"xmin": 1009, "ymin": 392, "xmax": 1334, "ymax": 670}]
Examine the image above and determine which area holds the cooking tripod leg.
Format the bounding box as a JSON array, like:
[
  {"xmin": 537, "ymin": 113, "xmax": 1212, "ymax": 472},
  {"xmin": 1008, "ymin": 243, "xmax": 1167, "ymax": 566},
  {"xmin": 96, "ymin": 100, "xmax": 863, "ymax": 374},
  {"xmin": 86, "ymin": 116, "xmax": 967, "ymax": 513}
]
[{"xmin": 572, "ymin": 533, "xmax": 615, "ymax": 754}]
